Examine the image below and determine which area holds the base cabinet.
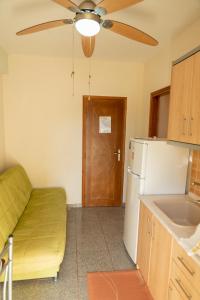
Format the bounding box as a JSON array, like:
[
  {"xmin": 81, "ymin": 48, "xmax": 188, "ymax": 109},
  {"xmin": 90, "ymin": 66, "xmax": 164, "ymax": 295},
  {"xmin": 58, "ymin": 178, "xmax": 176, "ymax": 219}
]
[
  {"xmin": 168, "ymin": 281, "xmax": 183, "ymax": 300},
  {"xmin": 169, "ymin": 261, "xmax": 200, "ymax": 300},
  {"xmin": 137, "ymin": 202, "xmax": 200, "ymax": 300},
  {"xmin": 137, "ymin": 202, "xmax": 152, "ymax": 283},
  {"xmin": 137, "ymin": 203, "xmax": 172, "ymax": 300},
  {"xmin": 148, "ymin": 216, "xmax": 172, "ymax": 300},
  {"xmin": 169, "ymin": 239, "xmax": 200, "ymax": 300}
]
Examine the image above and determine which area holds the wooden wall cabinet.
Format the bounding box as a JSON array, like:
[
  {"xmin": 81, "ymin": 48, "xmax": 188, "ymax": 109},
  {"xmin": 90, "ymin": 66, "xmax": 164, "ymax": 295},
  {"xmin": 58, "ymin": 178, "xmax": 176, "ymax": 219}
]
[
  {"xmin": 137, "ymin": 203, "xmax": 172, "ymax": 300},
  {"xmin": 168, "ymin": 51, "xmax": 200, "ymax": 144}
]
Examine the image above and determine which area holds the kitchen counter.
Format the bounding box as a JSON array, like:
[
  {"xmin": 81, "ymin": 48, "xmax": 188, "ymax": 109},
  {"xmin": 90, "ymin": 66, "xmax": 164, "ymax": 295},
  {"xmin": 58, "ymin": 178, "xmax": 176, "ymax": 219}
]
[{"xmin": 139, "ymin": 194, "xmax": 200, "ymax": 265}]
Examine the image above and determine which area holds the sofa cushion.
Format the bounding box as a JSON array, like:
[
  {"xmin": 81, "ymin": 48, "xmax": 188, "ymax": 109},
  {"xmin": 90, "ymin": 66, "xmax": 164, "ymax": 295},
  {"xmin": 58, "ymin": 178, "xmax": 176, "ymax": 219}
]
[
  {"xmin": 0, "ymin": 165, "xmax": 32, "ymax": 252},
  {"xmin": 12, "ymin": 187, "xmax": 66, "ymax": 280}
]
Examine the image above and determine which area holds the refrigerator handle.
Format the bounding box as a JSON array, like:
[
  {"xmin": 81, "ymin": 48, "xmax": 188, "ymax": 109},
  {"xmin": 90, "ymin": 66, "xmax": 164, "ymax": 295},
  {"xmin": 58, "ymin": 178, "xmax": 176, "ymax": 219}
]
[{"xmin": 127, "ymin": 168, "xmax": 141, "ymax": 178}]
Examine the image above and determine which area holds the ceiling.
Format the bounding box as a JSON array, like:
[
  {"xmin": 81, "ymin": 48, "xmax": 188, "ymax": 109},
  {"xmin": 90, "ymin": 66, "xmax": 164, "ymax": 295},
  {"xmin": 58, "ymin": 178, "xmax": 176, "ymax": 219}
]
[{"xmin": 0, "ymin": 0, "xmax": 200, "ymax": 62}]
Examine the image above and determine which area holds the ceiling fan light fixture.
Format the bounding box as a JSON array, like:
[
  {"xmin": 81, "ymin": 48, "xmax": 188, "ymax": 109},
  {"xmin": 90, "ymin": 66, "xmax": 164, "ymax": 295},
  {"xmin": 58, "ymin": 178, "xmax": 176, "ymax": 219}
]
[{"xmin": 75, "ymin": 13, "xmax": 100, "ymax": 37}]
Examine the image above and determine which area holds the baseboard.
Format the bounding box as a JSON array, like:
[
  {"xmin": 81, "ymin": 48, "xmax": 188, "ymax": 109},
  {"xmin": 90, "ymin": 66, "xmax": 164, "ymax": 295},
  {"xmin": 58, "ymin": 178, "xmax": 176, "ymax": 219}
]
[{"xmin": 67, "ymin": 203, "xmax": 82, "ymax": 209}]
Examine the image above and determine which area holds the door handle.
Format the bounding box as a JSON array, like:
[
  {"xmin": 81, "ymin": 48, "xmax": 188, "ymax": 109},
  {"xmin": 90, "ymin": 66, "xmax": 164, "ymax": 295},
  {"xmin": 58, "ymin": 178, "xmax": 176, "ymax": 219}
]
[{"xmin": 114, "ymin": 149, "xmax": 121, "ymax": 161}]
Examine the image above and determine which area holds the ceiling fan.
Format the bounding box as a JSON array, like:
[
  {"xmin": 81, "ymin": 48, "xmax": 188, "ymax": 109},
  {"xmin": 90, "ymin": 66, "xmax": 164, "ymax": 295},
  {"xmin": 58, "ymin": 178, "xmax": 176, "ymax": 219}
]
[{"xmin": 16, "ymin": 0, "xmax": 158, "ymax": 58}]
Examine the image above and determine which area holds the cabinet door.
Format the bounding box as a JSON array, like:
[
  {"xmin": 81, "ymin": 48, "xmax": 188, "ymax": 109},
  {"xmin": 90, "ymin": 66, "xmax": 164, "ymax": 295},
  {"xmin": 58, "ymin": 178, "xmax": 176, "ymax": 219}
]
[
  {"xmin": 137, "ymin": 202, "xmax": 152, "ymax": 283},
  {"xmin": 168, "ymin": 281, "xmax": 183, "ymax": 300},
  {"xmin": 172, "ymin": 239, "xmax": 200, "ymax": 289},
  {"xmin": 168, "ymin": 56, "xmax": 194, "ymax": 143},
  {"xmin": 148, "ymin": 217, "xmax": 172, "ymax": 300},
  {"xmin": 190, "ymin": 52, "xmax": 200, "ymax": 144},
  {"xmin": 170, "ymin": 260, "xmax": 200, "ymax": 300}
]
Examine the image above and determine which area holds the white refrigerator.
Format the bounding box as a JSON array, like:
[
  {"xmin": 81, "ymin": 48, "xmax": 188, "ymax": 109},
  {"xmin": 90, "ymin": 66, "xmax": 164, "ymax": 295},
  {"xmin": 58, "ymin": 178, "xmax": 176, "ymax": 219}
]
[{"xmin": 123, "ymin": 138, "xmax": 189, "ymax": 263}]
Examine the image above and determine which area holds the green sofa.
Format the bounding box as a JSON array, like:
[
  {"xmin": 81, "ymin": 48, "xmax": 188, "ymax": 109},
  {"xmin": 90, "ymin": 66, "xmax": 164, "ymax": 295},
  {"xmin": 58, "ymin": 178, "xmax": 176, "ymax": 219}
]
[{"xmin": 0, "ymin": 165, "xmax": 66, "ymax": 281}]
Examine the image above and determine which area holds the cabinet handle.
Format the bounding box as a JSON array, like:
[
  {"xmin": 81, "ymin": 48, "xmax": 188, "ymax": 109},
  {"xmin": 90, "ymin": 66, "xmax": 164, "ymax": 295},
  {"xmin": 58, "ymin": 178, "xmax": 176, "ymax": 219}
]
[
  {"xmin": 147, "ymin": 217, "xmax": 151, "ymax": 235},
  {"xmin": 177, "ymin": 256, "xmax": 195, "ymax": 276},
  {"xmin": 168, "ymin": 285, "xmax": 173, "ymax": 300},
  {"xmin": 152, "ymin": 222, "xmax": 155, "ymax": 240},
  {"xmin": 147, "ymin": 217, "xmax": 152, "ymax": 236},
  {"xmin": 181, "ymin": 117, "xmax": 187, "ymax": 135},
  {"xmin": 189, "ymin": 117, "xmax": 194, "ymax": 136},
  {"xmin": 175, "ymin": 279, "xmax": 192, "ymax": 300}
]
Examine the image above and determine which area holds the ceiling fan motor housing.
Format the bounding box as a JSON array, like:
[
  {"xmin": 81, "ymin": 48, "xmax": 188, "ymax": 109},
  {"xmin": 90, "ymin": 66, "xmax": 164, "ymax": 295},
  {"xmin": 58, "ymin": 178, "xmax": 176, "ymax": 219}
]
[
  {"xmin": 75, "ymin": 12, "xmax": 100, "ymax": 24},
  {"xmin": 79, "ymin": 1, "xmax": 96, "ymax": 11}
]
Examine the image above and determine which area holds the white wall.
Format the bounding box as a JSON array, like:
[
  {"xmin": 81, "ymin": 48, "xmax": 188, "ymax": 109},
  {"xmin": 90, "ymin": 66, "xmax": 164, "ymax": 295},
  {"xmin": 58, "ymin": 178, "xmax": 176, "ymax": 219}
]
[
  {"xmin": 0, "ymin": 47, "xmax": 8, "ymax": 74},
  {"xmin": 143, "ymin": 17, "xmax": 200, "ymax": 135},
  {"xmin": 0, "ymin": 76, "xmax": 5, "ymax": 171},
  {"xmin": 2, "ymin": 17, "xmax": 200, "ymax": 204},
  {"xmin": 3, "ymin": 55, "xmax": 144, "ymax": 204},
  {"xmin": 0, "ymin": 47, "xmax": 8, "ymax": 171}
]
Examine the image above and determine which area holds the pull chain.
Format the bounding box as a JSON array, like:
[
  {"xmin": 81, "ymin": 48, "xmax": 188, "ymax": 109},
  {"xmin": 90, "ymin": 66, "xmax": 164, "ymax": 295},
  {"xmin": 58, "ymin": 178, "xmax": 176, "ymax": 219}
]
[{"xmin": 71, "ymin": 24, "xmax": 75, "ymax": 96}]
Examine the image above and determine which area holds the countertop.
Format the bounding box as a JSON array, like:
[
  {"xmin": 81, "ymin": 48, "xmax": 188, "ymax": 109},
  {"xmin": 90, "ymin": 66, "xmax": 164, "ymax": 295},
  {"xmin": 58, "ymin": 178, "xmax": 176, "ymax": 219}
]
[{"xmin": 139, "ymin": 194, "xmax": 200, "ymax": 266}]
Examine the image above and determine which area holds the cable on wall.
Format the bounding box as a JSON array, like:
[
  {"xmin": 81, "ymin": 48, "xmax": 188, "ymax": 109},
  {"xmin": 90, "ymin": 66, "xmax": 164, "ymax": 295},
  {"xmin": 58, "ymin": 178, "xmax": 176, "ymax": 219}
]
[{"xmin": 71, "ymin": 24, "xmax": 75, "ymax": 96}]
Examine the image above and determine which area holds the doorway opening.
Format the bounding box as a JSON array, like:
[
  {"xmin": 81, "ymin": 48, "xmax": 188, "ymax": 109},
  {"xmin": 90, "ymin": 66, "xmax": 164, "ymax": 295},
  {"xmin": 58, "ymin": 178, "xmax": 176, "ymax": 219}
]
[
  {"xmin": 148, "ymin": 86, "xmax": 170, "ymax": 138},
  {"xmin": 82, "ymin": 96, "xmax": 127, "ymax": 207}
]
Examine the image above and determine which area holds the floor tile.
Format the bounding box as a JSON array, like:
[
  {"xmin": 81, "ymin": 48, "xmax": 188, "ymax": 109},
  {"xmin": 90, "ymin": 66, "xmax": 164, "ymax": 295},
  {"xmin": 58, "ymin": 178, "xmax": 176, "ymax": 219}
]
[
  {"xmin": 0, "ymin": 206, "xmax": 132, "ymax": 300},
  {"xmin": 60, "ymin": 251, "xmax": 77, "ymax": 279},
  {"xmin": 106, "ymin": 239, "xmax": 125, "ymax": 252},
  {"xmin": 76, "ymin": 224, "xmax": 102, "ymax": 237},
  {"xmin": 77, "ymin": 250, "xmax": 113, "ymax": 277},
  {"xmin": 77, "ymin": 236, "xmax": 107, "ymax": 253},
  {"xmin": 109, "ymin": 247, "xmax": 135, "ymax": 270},
  {"xmin": 78, "ymin": 276, "xmax": 89, "ymax": 300}
]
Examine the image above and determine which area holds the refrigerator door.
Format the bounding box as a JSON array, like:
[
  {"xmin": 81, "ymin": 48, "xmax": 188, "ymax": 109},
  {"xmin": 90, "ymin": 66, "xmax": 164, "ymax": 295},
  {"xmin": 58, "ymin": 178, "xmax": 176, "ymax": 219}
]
[
  {"xmin": 143, "ymin": 141, "xmax": 189, "ymax": 194},
  {"xmin": 123, "ymin": 170, "xmax": 141, "ymax": 263},
  {"xmin": 129, "ymin": 140, "xmax": 147, "ymax": 178}
]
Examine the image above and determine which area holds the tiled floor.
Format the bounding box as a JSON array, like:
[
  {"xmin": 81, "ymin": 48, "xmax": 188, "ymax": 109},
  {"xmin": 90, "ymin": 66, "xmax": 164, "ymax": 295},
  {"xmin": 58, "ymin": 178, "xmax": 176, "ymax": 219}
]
[{"xmin": 0, "ymin": 207, "xmax": 135, "ymax": 300}]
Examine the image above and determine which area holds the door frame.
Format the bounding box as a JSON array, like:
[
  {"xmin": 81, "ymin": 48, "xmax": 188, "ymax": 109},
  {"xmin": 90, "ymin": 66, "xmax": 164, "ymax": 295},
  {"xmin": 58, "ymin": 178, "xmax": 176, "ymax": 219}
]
[
  {"xmin": 82, "ymin": 95, "xmax": 127, "ymax": 207},
  {"xmin": 148, "ymin": 86, "xmax": 170, "ymax": 137}
]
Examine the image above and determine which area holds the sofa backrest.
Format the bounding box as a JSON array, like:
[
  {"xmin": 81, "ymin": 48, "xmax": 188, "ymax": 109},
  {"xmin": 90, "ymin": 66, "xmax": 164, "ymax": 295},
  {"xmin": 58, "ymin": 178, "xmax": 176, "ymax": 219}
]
[{"xmin": 0, "ymin": 165, "xmax": 32, "ymax": 251}]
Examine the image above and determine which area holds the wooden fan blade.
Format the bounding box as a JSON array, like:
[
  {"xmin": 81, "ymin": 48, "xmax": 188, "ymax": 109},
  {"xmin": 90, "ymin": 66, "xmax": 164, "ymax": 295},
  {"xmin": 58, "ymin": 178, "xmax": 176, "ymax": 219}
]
[
  {"xmin": 81, "ymin": 36, "xmax": 95, "ymax": 58},
  {"xmin": 52, "ymin": 0, "xmax": 78, "ymax": 10},
  {"xmin": 97, "ymin": 0, "xmax": 143, "ymax": 14},
  {"xmin": 105, "ymin": 20, "xmax": 158, "ymax": 46},
  {"xmin": 16, "ymin": 19, "xmax": 72, "ymax": 35}
]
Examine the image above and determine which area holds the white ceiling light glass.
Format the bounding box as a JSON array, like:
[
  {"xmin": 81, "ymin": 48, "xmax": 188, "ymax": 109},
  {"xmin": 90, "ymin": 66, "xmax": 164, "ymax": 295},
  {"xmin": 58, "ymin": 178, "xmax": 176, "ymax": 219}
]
[{"xmin": 75, "ymin": 13, "xmax": 100, "ymax": 37}]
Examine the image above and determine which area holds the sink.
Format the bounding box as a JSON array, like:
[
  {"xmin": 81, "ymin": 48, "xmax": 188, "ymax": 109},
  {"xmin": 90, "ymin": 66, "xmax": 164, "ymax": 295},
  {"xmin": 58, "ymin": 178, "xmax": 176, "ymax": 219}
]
[{"xmin": 154, "ymin": 198, "xmax": 200, "ymax": 226}]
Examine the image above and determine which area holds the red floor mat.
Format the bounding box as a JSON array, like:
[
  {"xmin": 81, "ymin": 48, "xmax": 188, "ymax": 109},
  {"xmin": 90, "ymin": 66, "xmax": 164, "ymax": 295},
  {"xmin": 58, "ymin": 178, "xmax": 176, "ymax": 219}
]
[{"xmin": 87, "ymin": 270, "xmax": 153, "ymax": 300}]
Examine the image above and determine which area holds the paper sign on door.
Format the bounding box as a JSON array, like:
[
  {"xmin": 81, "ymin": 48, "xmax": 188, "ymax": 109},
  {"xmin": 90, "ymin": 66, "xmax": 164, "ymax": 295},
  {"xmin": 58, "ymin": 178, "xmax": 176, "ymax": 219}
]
[{"xmin": 99, "ymin": 116, "xmax": 112, "ymax": 134}]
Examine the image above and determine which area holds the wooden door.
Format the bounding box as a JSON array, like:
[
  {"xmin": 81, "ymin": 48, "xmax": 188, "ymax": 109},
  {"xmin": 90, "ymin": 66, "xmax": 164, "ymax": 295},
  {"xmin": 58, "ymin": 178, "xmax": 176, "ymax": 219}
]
[
  {"xmin": 148, "ymin": 217, "xmax": 172, "ymax": 300},
  {"xmin": 82, "ymin": 96, "xmax": 126, "ymax": 207},
  {"xmin": 168, "ymin": 56, "xmax": 194, "ymax": 143},
  {"xmin": 149, "ymin": 86, "xmax": 170, "ymax": 138},
  {"xmin": 137, "ymin": 203, "xmax": 153, "ymax": 283}
]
